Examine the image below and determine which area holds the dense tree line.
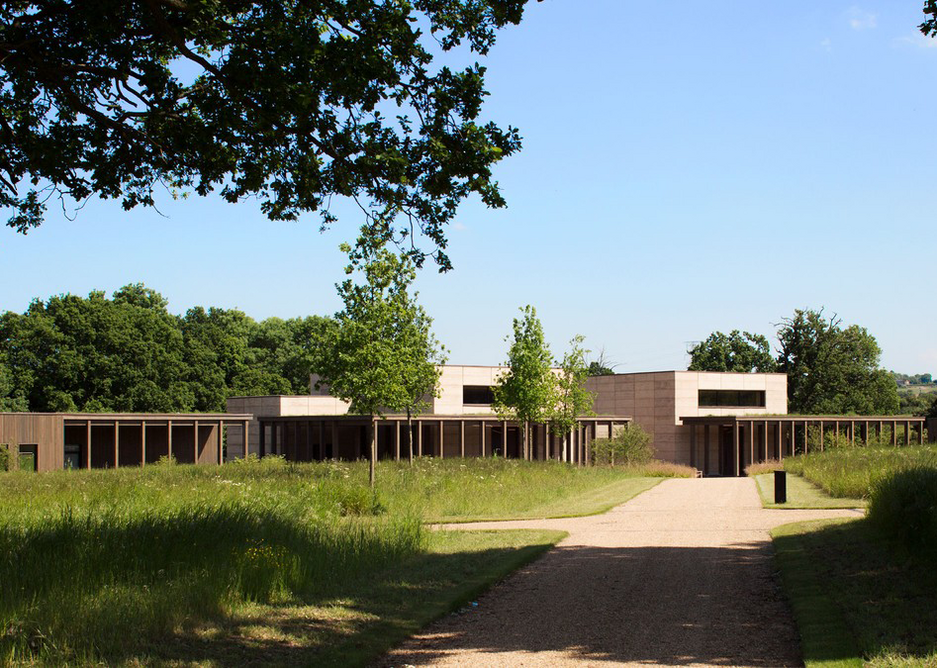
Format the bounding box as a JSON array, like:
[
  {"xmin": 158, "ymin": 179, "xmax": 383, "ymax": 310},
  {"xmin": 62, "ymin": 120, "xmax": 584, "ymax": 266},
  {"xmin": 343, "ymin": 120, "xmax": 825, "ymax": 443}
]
[
  {"xmin": 689, "ymin": 309, "xmax": 901, "ymax": 415},
  {"xmin": 0, "ymin": 284, "xmax": 331, "ymax": 413},
  {"xmin": 891, "ymin": 371, "xmax": 934, "ymax": 385}
]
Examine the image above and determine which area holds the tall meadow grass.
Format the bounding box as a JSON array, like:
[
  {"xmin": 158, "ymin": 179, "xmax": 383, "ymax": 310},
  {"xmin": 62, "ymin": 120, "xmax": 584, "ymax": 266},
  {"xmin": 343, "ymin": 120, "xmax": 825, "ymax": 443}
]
[
  {"xmin": 0, "ymin": 456, "xmax": 675, "ymax": 663},
  {"xmin": 0, "ymin": 457, "xmax": 422, "ymax": 663},
  {"xmin": 784, "ymin": 446, "xmax": 937, "ymax": 499}
]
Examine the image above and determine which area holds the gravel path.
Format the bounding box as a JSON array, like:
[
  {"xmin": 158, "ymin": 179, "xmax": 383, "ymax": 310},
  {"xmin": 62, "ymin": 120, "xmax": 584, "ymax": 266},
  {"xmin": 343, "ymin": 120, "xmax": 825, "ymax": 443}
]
[{"xmin": 380, "ymin": 477, "xmax": 862, "ymax": 667}]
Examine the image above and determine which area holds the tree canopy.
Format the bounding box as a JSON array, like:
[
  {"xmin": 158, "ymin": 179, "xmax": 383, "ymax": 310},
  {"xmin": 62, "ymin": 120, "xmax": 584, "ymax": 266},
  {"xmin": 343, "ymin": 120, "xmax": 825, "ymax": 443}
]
[
  {"xmin": 691, "ymin": 309, "xmax": 900, "ymax": 415},
  {"xmin": 776, "ymin": 309, "xmax": 898, "ymax": 415},
  {"xmin": 1, "ymin": 0, "xmax": 532, "ymax": 269},
  {"xmin": 687, "ymin": 330, "xmax": 777, "ymax": 373},
  {"xmin": 0, "ymin": 283, "xmax": 328, "ymax": 412}
]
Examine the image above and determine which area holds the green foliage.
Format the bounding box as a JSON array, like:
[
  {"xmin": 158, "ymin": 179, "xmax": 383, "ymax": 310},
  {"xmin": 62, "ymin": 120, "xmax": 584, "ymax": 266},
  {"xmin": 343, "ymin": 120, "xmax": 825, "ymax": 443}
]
[
  {"xmin": 586, "ymin": 347, "xmax": 616, "ymax": 376},
  {"xmin": 891, "ymin": 370, "xmax": 935, "ymax": 385},
  {"xmin": 314, "ymin": 235, "xmax": 443, "ymax": 419},
  {"xmin": 777, "ymin": 309, "xmax": 899, "ymax": 415},
  {"xmin": 898, "ymin": 389, "xmax": 937, "ymax": 416},
  {"xmin": 493, "ymin": 306, "xmax": 556, "ymax": 458},
  {"xmin": 591, "ymin": 423, "xmax": 653, "ymax": 466},
  {"xmin": 550, "ymin": 335, "xmax": 595, "ymax": 438},
  {"xmin": 0, "ymin": 286, "xmax": 190, "ymax": 412},
  {"xmin": 0, "ymin": 284, "xmax": 335, "ymax": 413},
  {"xmin": 1, "ymin": 1, "xmax": 529, "ymax": 270},
  {"xmin": 313, "ymin": 234, "xmax": 445, "ymax": 484},
  {"xmin": 868, "ymin": 466, "xmax": 937, "ymax": 553},
  {"xmin": 687, "ymin": 330, "xmax": 777, "ymax": 373},
  {"xmin": 587, "ymin": 362, "xmax": 615, "ymax": 376},
  {"xmin": 0, "ymin": 443, "xmax": 15, "ymax": 471}
]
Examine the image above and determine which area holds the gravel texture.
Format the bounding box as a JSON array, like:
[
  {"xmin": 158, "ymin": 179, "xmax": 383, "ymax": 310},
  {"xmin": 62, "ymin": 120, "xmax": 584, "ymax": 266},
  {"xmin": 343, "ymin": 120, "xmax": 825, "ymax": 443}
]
[{"xmin": 380, "ymin": 477, "xmax": 862, "ymax": 667}]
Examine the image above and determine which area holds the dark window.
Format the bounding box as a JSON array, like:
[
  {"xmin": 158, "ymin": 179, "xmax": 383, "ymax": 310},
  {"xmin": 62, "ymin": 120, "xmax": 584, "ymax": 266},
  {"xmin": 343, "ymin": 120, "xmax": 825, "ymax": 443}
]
[
  {"xmin": 18, "ymin": 444, "xmax": 37, "ymax": 472},
  {"xmin": 698, "ymin": 390, "xmax": 766, "ymax": 408},
  {"xmin": 64, "ymin": 444, "xmax": 81, "ymax": 470},
  {"xmin": 463, "ymin": 385, "xmax": 495, "ymax": 405}
]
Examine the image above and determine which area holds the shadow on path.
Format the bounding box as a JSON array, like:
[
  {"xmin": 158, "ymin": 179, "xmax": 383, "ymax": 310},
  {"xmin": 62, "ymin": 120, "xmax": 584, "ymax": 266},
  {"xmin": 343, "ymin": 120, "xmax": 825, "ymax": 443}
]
[{"xmin": 382, "ymin": 542, "xmax": 823, "ymax": 667}]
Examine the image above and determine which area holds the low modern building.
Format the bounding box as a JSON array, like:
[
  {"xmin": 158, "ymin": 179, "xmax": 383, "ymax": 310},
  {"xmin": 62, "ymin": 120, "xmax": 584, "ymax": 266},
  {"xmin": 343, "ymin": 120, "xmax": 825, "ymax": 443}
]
[
  {"xmin": 0, "ymin": 413, "xmax": 252, "ymax": 472},
  {"xmin": 226, "ymin": 366, "xmax": 627, "ymax": 464},
  {"xmin": 226, "ymin": 366, "xmax": 928, "ymax": 476},
  {"xmin": 2, "ymin": 368, "xmax": 928, "ymax": 474}
]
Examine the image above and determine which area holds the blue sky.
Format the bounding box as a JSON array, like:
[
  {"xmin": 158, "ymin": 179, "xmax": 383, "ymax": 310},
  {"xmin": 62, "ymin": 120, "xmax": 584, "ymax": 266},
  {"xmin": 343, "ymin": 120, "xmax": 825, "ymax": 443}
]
[{"xmin": 1, "ymin": 1, "xmax": 935, "ymax": 374}]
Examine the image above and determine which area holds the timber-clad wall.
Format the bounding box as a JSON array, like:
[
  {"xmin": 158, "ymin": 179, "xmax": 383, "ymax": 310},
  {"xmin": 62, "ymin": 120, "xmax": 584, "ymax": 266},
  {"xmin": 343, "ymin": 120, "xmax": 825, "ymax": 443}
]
[
  {"xmin": 0, "ymin": 413, "xmax": 64, "ymax": 471},
  {"xmin": 0, "ymin": 413, "xmax": 251, "ymax": 472}
]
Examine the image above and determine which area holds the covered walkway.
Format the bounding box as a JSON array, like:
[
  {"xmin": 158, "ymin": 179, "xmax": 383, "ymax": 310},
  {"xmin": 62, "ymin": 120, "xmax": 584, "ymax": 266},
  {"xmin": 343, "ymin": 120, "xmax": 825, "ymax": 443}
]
[
  {"xmin": 682, "ymin": 415, "xmax": 928, "ymax": 477},
  {"xmin": 255, "ymin": 415, "xmax": 630, "ymax": 464}
]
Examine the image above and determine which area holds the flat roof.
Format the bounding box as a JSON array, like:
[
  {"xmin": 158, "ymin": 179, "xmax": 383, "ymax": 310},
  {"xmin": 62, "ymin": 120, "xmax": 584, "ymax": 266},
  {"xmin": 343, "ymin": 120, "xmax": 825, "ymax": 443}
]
[
  {"xmin": 2, "ymin": 412, "xmax": 253, "ymax": 421},
  {"xmin": 681, "ymin": 414, "xmax": 925, "ymax": 424},
  {"xmin": 257, "ymin": 414, "xmax": 632, "ymax": 422}
]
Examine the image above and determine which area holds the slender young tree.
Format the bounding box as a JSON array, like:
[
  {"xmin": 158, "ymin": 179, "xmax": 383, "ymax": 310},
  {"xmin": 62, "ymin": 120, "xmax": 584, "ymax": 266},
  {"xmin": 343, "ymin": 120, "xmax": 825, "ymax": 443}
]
[
  {"xmin": 551, "ymin": 335, "xmax": 596, "ymax": 463},
  {"xmin": 313, "ymin": 231, "xmax": 443, "ymax": 485},
  {"xmin": 393, "ymin": 297, "xmax": 447, "ymax": 464},
  {"xmin": 493, "ymin": 306, "xmax": 556, "ymax": 460}
]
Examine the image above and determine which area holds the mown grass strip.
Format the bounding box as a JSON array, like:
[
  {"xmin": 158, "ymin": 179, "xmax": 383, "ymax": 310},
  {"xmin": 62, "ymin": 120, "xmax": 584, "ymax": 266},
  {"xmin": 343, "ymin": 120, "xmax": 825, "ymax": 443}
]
[
  {"xmin": 754, "ymin": 473, "xmax": 865, "ymax": 510},
  {"xmin": 773, "ymin": 517, "xmax": 937, "ymax": 667},
  {"xmin": 436, "ymin": 476, "xmax": 663, "ymax": 522},
  {"xmin": 771, "ymin": 520, "xmax": 863, "ymax": 668}
]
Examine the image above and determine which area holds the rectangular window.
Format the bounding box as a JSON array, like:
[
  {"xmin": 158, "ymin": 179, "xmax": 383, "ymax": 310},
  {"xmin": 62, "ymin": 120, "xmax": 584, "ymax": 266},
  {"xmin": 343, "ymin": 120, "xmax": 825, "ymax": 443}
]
[
  {"xmin": 18, "ymin": 444, "xmax": 38, "ymax": 472},
  {"xmin": 698, "ymin": 390, "xmax": 766, "ymax": 408},
  {"xmin": 463, "ymin": 385, "xmax": 495, "ymax": 405},
  {"xmin": 64, "ymin": 444, "xmax": 81, "ymax": 470}
]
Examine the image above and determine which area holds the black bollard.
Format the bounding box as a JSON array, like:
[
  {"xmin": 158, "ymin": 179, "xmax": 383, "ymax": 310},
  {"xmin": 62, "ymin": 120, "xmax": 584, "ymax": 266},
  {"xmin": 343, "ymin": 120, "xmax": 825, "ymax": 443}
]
[{"xmin": 774, "ymin": 469, "xmax": 787, "ymax": 504}]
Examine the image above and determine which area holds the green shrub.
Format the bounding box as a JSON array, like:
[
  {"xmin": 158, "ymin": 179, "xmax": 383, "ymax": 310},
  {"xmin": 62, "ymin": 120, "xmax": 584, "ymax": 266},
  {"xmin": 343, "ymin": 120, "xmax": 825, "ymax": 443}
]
[
  {"xmin": 326, "ymin": 484, "xmax": 387, "ymax": 516},
  {"xmin": 592, "ymin": 424, "xmax": 652, "ymax": 466},
  {"xmin": 0, "ymin": 443, "xmax": 17, "ymax": 472},
  {"xmin": 868, "ymin": 466, "xmax": 937, "ymax": 554}
]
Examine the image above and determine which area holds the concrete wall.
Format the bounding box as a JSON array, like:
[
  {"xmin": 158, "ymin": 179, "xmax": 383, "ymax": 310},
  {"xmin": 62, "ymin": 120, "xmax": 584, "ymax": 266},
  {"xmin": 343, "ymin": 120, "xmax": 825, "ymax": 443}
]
[
  {"xmin": 433, "ymin": 365, "xmax": 508, "ymax": 415},
  {"xmin": 586, "ymin": 371, "xmax": 789, "ymax": 466}
]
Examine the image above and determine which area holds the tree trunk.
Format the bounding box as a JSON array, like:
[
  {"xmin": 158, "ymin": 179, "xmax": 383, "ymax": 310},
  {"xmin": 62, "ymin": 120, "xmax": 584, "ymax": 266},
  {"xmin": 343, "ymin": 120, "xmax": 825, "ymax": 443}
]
[
  {"xmin": 369, "ymin": 416, "xmax": 376, "ymax": 488},
  {"xmin": 407, "ymin": 409, "xmax": 414, "ymax": 465}
]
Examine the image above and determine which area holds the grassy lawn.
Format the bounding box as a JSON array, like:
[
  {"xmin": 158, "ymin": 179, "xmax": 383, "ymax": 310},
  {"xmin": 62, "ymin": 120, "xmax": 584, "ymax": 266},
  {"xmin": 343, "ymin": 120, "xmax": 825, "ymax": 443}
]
[
  {"xmin": 0, "ymin": 457, "xmax": 677, "ymax": 665},
  {"xmin": 374, "ymin": 458, "xmax": 693, "ymax": 522},
  {"xmin": 772, "ymin": 519, "xmax": 937, "ymax": 667},
  {"xmin": 753, "ymin": 473, "xmax": 865, "ymax": 509}
]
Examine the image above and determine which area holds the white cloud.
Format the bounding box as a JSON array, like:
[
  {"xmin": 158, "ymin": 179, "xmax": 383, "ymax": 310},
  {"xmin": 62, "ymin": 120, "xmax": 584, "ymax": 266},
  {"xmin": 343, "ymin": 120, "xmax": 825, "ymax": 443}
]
[
  {"xmin": 846, "ymin": 7, "xmax": 877, "ymax": 31},
  {"xmin": 452, "ymin": 221, "xmax": 467, "ymax": 231},
  {"xmin": 820, "ymin": 37, "xmax": 832, "ymax": 53},
  {"xmin": 893, "ymin": 32, "xmax": 937, "ymax": 50}
]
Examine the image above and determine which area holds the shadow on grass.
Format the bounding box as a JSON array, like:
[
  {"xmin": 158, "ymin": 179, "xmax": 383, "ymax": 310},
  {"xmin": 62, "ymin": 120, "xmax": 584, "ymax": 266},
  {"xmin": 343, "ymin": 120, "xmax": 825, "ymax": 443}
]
[
  {"xmin": 146, "ymin": 538, "xmax": 562, "ymax": 667},
  {"xmin": 0, "ymin": 504, "xmax": 423, "ymax": 664},
  {"xmin": 773, "ymin": 518, "xmax": 937, "ymax": 666}
]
